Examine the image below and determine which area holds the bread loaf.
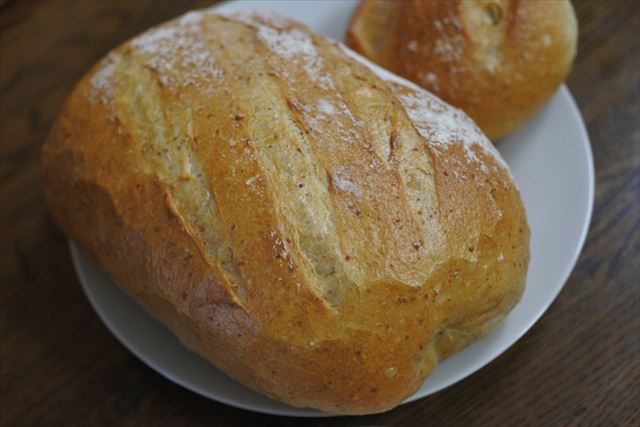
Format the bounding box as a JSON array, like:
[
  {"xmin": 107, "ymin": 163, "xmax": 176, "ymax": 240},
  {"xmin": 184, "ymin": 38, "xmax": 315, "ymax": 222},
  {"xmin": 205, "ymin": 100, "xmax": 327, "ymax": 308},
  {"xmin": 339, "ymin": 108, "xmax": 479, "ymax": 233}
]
[
  {"xmin": 42, "ymin": 9, "xmax": 530, "ymax": 414},
  {"xmin": 347, "ymin": 0, "xmax": 578, "ymax": 140}
]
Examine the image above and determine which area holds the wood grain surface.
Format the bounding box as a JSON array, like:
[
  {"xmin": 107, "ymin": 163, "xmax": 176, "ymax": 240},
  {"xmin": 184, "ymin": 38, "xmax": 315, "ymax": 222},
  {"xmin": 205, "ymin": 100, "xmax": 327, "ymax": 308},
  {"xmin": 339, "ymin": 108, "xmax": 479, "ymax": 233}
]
[{"xmin": 1, "ymin": 1, "xmax": 638, "ymax": 426}]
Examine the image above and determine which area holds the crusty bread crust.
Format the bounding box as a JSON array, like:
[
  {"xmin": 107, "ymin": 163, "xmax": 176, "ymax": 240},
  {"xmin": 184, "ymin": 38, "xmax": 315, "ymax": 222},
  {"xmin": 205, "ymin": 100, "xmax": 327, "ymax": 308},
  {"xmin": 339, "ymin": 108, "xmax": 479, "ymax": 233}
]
[
  {"xmin": 347, "ymin": 0, "xmax": 578, "ymax": 141},
  {"xmin": 42, "ymin": 10, "xmax": 529, "ymax": 414}
]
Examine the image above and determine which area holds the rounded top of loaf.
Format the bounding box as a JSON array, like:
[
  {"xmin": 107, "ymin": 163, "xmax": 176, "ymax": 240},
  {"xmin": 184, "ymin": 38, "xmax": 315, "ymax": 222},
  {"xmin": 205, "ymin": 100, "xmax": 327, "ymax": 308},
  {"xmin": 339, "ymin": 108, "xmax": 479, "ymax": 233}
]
[
  {"xmin": 347, "ymin": 0, "xmax": 578, "ymax": 140},
  {"xmin": 43, "ymin": 9, "xmax": 529, "ymax": 414}
]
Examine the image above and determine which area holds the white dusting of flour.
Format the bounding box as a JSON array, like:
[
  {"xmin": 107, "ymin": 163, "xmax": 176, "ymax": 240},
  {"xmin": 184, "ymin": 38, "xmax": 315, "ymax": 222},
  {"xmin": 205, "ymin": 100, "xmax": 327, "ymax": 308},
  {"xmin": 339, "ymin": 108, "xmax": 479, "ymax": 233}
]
[
  {"xmin": 394, "ymin": 89, "xmax": 512, "ymax": 174},
  {"xmin": 90, "ymin": 60, "xmax": 116, "ymax": 102},
  {"xmin": 317, "ymin": 98, "xmax": 335, "ymax": 115},
  {"xmin": 245, "ymin": 175, "xmax": 259, "ymax": 186},
  {"xmin": 256, "ymin": 26, "xmax": 316, "ymax": 61},
  {"xmin": 423, "ymin": 72, "xmax": 438, "ymax": 85},
  {"xmin": 221, "ymin": 10, "xmax": 334, "ymax": 89},
  {"xmin": 257, "ymin": 25, "xmax": 332, "ymax": 88},
  {"xmin": 332, "ymin": 175, "xmax": 362, "ymax": 197},
  {"xmin": 331, "ymin": 166, "xmax": 362, "ymax": 197},
  {"xmin": 289, "ymin": 96, "xmax": 359, "ymax": 145},
  {"xmin": 433, "ymin": 35, "xmax": 464, "ymax": 61},
  {"xmin": 130, "ymin": 12, "xmax": 223, "ymax": 88},
  {"xmin": 338, "ymin": 43, "xmax": 511, "ymax": 176}
]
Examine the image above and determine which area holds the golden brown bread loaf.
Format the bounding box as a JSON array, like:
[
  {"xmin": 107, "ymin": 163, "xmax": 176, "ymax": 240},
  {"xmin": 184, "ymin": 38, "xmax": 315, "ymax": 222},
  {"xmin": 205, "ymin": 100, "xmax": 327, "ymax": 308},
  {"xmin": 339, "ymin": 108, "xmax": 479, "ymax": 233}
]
[
  {"xmin": 42, "ymin": 9, "xmax": 530, "ymax": 414},
  {"xmin": 347, "ymin": 0, "xmax": 578, "ymax": 140}
]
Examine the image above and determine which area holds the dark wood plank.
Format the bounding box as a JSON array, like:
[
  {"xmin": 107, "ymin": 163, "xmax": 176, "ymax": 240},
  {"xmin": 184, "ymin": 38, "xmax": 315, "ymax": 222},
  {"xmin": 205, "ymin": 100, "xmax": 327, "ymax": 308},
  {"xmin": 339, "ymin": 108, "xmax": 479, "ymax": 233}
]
[{"xmin": 1, "ymin": 1, "xmax": 638, "ymax": 426}]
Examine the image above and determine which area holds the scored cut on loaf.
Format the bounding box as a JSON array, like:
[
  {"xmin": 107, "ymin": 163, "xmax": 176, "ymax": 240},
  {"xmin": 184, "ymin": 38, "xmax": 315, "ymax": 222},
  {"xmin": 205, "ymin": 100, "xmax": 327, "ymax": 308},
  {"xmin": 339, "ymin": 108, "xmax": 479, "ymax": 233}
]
[
  {"xmin": 42, "ymin": 9, "xmax": 530, "ymax": 414},
  {"xmin": 347, "ymin": 0, "xmax": 578, "ymax": 141}
]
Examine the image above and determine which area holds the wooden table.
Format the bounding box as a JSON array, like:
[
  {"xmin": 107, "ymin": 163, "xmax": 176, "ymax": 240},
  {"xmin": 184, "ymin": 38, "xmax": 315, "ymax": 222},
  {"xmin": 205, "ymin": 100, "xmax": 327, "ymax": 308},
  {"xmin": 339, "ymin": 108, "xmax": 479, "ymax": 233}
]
[{"xmin": 2, "ymin": 1, "xmax": 638, "ymax": 425}]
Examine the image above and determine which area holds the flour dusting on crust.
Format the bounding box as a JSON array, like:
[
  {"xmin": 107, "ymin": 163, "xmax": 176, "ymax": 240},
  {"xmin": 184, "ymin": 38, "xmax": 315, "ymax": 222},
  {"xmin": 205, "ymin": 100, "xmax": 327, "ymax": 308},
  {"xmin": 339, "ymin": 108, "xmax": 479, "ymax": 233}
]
[
  {"xmin": 89, "ymin": 58, "xmax": 117, "ymax": 103},
  {"xmin": 338, "ymin": 43, "xmax": 511, "ymax": 177},
  {"xmin": 131, "ymin": 13, "xmax": 223, "ymax": 88},
  {"xmin": 220, "ymin": 10, "xmax": 335, "ymax": 89}
]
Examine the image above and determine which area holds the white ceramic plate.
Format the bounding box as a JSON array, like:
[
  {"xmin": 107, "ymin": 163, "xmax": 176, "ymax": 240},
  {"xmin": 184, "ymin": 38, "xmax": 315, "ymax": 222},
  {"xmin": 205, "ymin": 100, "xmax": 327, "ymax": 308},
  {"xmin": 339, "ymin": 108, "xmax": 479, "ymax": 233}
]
[{"xmin": 69, "ymin": 0, "xmax": 595, "ymax": 417}]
